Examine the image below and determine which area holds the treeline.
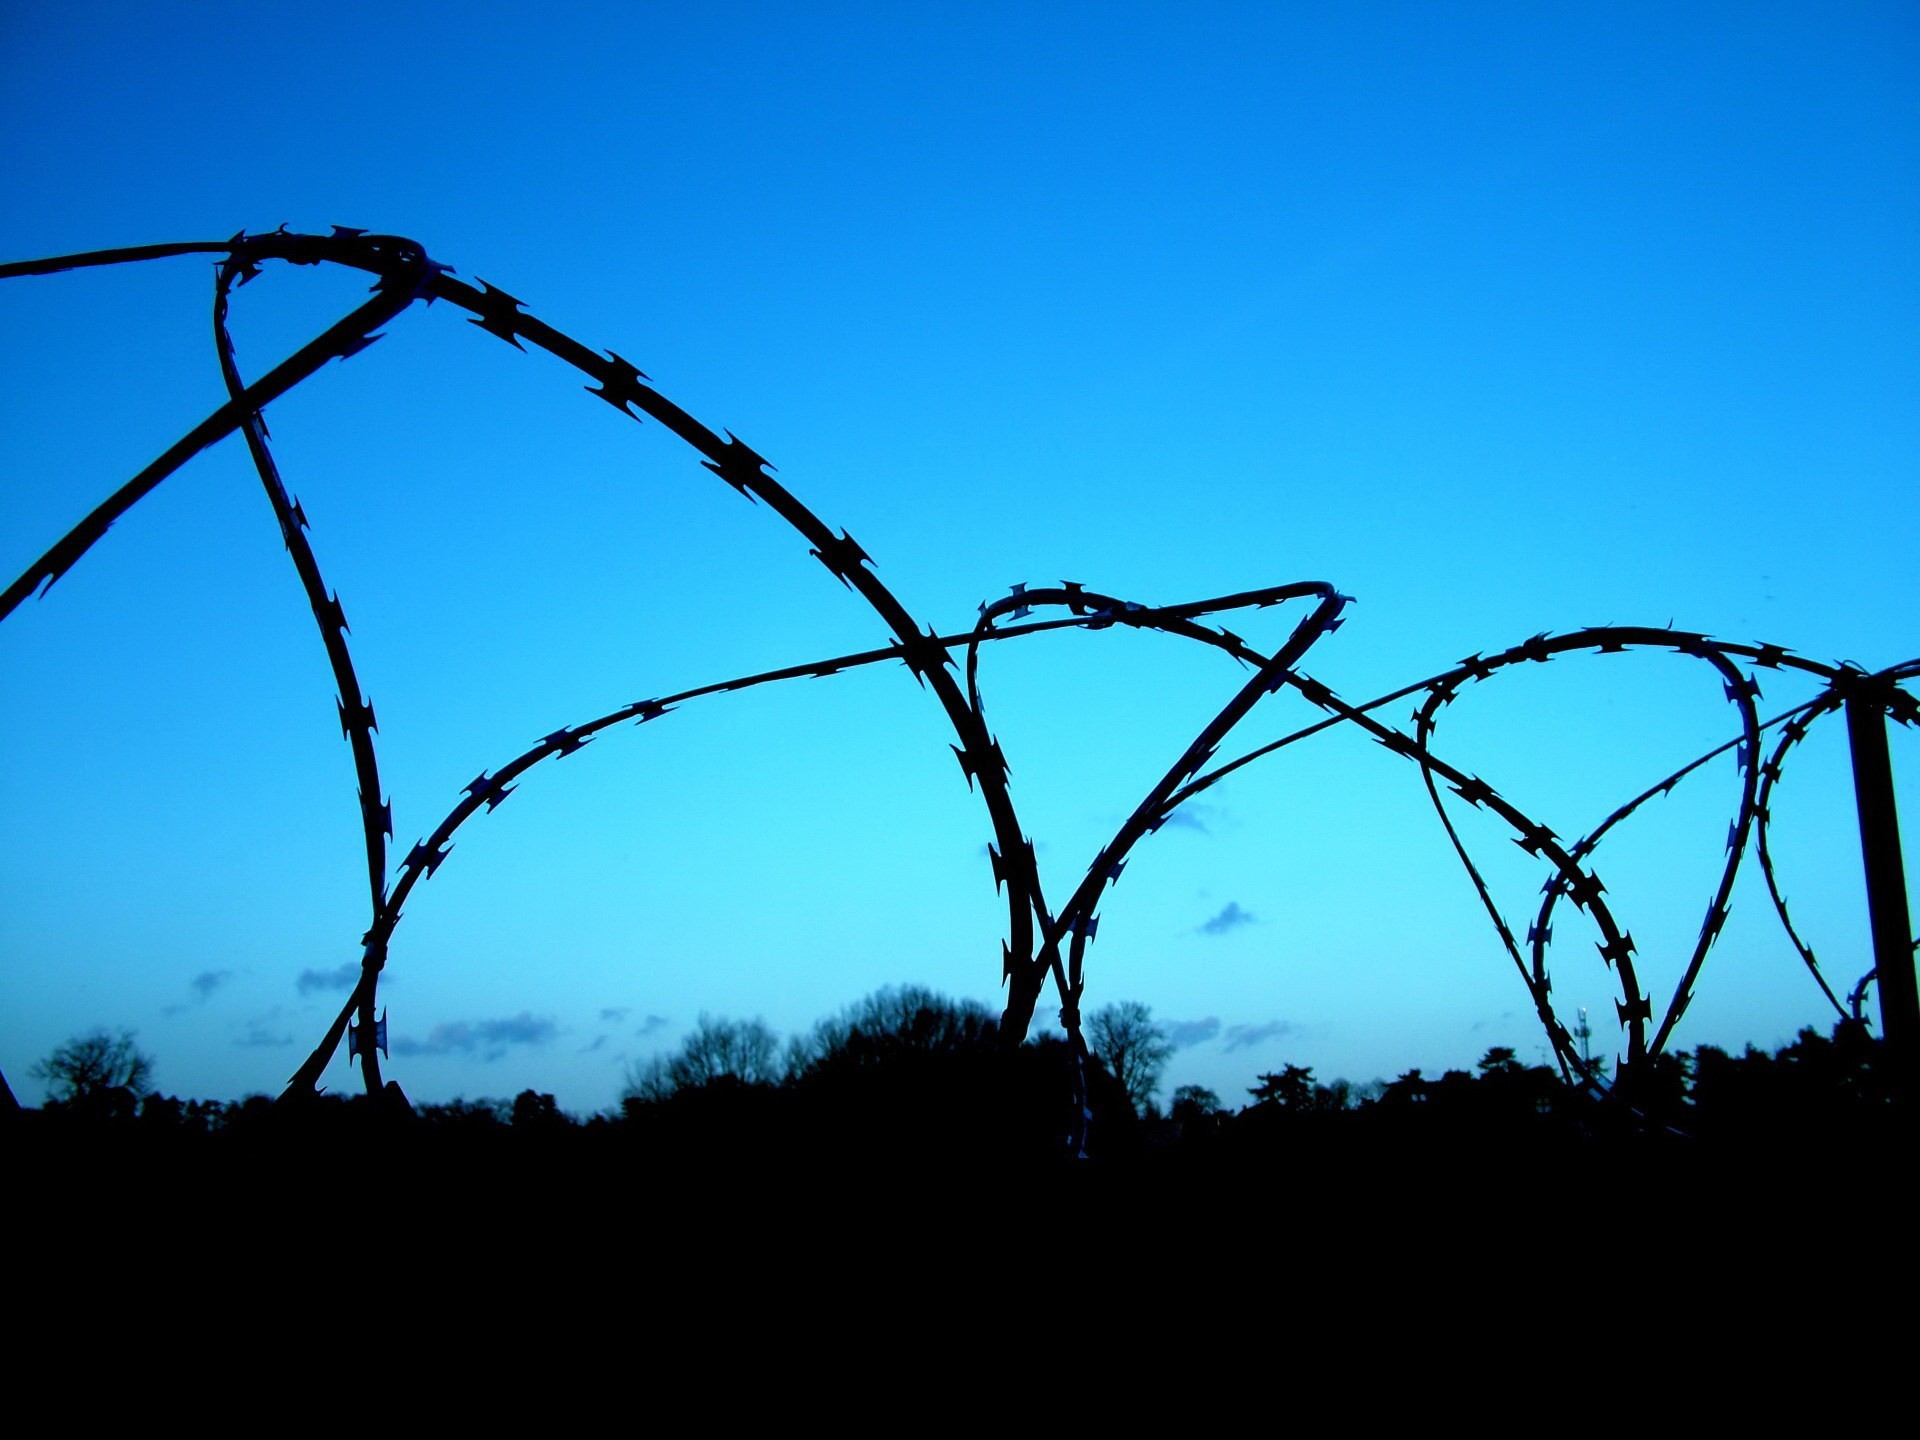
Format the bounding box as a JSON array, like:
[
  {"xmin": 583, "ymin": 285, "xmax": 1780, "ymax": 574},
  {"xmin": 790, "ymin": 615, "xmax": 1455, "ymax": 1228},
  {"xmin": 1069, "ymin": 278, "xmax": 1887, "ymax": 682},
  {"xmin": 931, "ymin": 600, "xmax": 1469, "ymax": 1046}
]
[
  {"xmin": 17, "ymin": 993, "xmax": 1905, "ymax": 1301},
  {"xmin": 12, "ymin": 986, "xmax": 1901, "ymax": 1171}
]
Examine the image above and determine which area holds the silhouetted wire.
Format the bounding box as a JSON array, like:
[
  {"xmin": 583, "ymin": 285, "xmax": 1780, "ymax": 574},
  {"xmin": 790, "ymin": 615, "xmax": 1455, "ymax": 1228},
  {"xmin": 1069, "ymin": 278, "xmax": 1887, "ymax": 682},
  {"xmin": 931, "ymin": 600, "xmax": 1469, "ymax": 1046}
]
[{"xmin": 3, "ymin": 230, "xmax": 1914, "ymax": 1132}]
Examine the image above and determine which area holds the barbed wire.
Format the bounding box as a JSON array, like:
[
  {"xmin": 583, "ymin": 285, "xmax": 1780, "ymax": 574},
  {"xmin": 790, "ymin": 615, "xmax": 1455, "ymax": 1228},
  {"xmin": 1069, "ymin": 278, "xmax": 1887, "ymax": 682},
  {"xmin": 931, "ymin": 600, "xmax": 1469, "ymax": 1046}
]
[{"xmin": 3, "ymin": 229, "xmax": 1913, "ymax": 1134}]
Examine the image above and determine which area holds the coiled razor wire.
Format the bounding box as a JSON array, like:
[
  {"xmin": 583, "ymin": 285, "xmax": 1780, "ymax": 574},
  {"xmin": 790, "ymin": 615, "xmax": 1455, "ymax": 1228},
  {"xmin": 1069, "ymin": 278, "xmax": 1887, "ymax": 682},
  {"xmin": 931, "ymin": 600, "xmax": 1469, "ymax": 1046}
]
[{"xmin": 3, "ymin": 229, "xmax": 1915, "ymax": 1135}]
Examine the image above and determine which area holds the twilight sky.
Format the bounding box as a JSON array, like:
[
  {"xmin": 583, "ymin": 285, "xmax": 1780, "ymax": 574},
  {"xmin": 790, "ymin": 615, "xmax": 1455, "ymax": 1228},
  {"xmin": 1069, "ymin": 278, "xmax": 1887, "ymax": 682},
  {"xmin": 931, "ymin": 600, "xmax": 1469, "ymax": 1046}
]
[{"xmin": 1, "ymin": 1, "xmax": 1914, "ymax": 1113}]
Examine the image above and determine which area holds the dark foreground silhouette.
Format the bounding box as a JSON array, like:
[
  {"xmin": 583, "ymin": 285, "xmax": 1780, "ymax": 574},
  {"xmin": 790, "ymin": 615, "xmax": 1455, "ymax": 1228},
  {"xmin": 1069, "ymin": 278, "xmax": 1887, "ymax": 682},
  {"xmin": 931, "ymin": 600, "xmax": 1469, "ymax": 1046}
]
[{"xmin": 12, "ymin": 1006, "xmax": 1910, "ymax": 1299}]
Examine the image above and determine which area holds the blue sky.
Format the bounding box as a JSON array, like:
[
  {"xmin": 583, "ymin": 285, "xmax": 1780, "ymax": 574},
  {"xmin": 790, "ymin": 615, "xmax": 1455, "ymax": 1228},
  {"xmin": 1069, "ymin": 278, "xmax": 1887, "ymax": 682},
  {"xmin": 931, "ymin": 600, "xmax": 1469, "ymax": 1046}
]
[{"xmin": 2, "ymin": 1, "xmax": 1915, "ymax": 1113}]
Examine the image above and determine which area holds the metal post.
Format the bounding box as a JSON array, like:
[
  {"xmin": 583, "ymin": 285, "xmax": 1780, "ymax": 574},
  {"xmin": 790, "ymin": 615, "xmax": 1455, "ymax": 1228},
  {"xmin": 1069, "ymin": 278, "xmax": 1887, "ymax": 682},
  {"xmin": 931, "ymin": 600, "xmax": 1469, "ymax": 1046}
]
[{"xmin": 1845, "ymin": 690, "xmax": 1918, "ymax": 1085}]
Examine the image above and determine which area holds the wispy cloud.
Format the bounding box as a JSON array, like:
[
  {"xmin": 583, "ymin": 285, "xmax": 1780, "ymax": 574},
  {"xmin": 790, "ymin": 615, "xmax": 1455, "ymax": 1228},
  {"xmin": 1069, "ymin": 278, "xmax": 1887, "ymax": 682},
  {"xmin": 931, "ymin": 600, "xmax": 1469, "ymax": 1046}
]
[
  {"xmin": 236, "ymin": 1025, "xmax": 293, "ymax": 1048},
  {"xmin": 1199, "ymin": 901, "xmax": 1256, "ymax": 935},
  {"xmin": 599, "ymin": 1006, "xmax": 631, "ymax": 1024},
  {"xmin": 1163, "ymin": 803, "xmax": 1224, "ymax": 835},
  {"xmin": 634, "ymin": 1014, "xmax": 669, "ymax": 1041},
  {"xmin": 166, "ymin": 968, "xmax": 235, "ymax": 1014},
  {"xmin": 1165, "ymin": 1017, "xmax": 1222, "ymax": 1049},
  {"xmin": 1223, "ymin": 1020, "xmax": 1295, "ymax": 1052},
  {"xmin": 578, "ymin": 1035, "xmax": 609, "ymax": 1054},
  {"xmin": 392, "ymin": 1012, "xmax": 557, "ymax": 1061},
  {"xmin": 297, "ymin": 963, "xmax": 361, "ymax": 997}
]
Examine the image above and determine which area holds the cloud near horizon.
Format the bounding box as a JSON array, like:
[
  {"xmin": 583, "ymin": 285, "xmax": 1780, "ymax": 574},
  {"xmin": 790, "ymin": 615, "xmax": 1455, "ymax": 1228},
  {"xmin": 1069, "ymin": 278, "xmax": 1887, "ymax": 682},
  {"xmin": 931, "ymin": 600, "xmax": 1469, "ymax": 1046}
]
[
  {"xmin": 1165, "ymin": 1017, "xmax": 1222, "ymax": 1049},
  {"xmin": 165, "ymin": 968, "xmax": 235, "ymax": 1015},
  {"xmin": 1223, "ymin": 1020, "xmax": 1295, "ymax": 1052},
  {"xmin": 392, "ymin": 1012, "xmax": 558, "ymax": 1061},
  {"xmin": 1162, "ymin": 803, "xmax": 1223, "ymax": 835},
  {"xmin": 1199, "ymin": 901, "xmax": 1256, "ymax": 935},
  {"xmin": 1165, "ymin": 1017, "xmax": 1294, "ymax": 1052},
  {"xmin": 296, "ymin": 963, "xmax": 361, "ymax": 996},
  {"xmin": 235, "ymin": 1006, "xmax": 294, "ymax": 1048}
]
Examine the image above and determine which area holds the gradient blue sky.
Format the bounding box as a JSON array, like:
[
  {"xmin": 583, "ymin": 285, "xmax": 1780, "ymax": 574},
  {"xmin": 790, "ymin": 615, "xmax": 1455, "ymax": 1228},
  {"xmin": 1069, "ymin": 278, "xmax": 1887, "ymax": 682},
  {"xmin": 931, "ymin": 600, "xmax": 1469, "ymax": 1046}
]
[{"xmin": 2, "ymin": 1, "xmax": 1915, "ymax": 1113}]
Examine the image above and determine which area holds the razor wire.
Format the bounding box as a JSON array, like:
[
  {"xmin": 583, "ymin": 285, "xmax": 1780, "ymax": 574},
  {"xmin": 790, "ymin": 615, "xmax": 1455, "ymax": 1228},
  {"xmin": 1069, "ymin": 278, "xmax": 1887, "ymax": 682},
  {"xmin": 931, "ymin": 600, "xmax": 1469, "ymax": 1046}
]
[{"xmin": 3, "ymin": 229, "xmax": 1915, "ymax": 1127}]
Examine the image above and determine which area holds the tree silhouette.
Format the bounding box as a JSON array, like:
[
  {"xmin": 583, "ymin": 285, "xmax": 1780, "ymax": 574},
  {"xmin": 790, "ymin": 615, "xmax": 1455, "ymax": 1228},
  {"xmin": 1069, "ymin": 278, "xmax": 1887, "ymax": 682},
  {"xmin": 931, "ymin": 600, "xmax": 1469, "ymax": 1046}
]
[
  {"xmin": 623, "ymin": 1014, "xmax": 782, "ymax": 1101},
  {"xmin": 1249, "ymin": 1063, "xmax": 1318, "ymax": 1111},
  {"xmin": 1086, "ymin": 1001, "xmax": 1172, "ymax": 1114},
  {"xmin": 1168, "ymin": 1084, "xmax": 1223, "ymax": 1140},
  {"xmin": 783, "ymin": 985, "xmax": 1046, "ymax": 1158},
  {"xmin": 32, "ymin": 1029, "xmax": 154, "ymax": 1112},
  {"xmin": 511, "ymin": 1089, "xmax": 569, "ymax": 1130},
  {"xmin": 786, "ymin": 985, "xmax": 997, "ymax": 1079},
  {"xmin": 1476, "ymin": 1046, "xmax": 1523, "ymax": 1077}
]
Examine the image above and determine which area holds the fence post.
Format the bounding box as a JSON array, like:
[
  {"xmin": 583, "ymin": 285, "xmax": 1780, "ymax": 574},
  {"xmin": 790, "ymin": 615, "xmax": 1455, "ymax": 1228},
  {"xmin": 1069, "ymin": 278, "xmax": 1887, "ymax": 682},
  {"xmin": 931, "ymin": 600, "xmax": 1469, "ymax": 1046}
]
[{"xmin": 1845, "ymin": 687, "xmax": 1917, "ymax": 1092}]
